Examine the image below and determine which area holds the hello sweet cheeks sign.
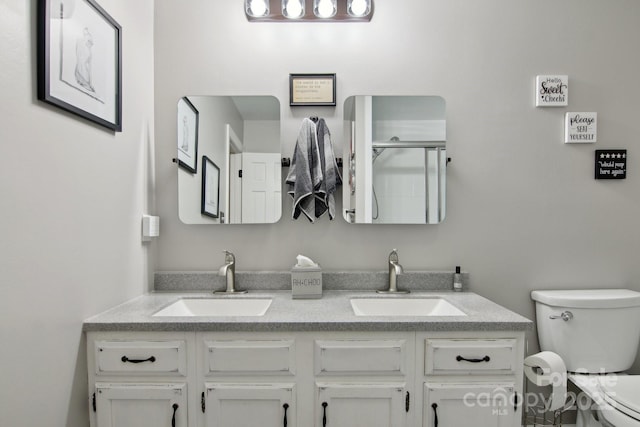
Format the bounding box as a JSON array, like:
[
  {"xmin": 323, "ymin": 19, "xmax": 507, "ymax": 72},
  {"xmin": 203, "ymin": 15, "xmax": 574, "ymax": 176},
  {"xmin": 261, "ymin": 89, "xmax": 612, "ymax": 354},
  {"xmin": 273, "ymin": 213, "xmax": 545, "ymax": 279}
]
[{"xmin": 536, "ymin": 75, "xmax": 568, "ymax": 107}]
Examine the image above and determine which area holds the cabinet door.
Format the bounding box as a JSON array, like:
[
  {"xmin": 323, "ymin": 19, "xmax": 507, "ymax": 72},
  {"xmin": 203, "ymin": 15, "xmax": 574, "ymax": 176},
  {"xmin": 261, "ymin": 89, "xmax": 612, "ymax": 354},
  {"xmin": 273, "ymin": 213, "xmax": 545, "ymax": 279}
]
[
  {"xmin": 316, "ymin": 383, "xmax": 407, "ymax": 427},
  {"xmin": 204, "ymin": 383, "xmax": 295, "ymax": 427},
  {"xmin": 424, "ymin": 383, "xmax": 515, "ymax": 427},
  {"xmin": 94, "ymin": 383, "xmax": 187, "ymax": 427}
]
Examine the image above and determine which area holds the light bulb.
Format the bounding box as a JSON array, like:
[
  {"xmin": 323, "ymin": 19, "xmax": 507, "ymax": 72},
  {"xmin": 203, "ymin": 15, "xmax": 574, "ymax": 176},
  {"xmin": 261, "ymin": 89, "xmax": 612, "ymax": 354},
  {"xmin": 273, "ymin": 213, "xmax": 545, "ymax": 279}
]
[
  {"xmin": 315, "ymin": 0, "xmax": 336, "ymax": 18},
  {"xmin": 283, "ymin": 0, "xmax": 304, "ymax": 19},
  {"xmin": 246, "ymin": 0, "xmax": 269, "ymax": 17},
  {"xmin": 348, "ymin": 0, "xmax": 370, "ymax": 17}
]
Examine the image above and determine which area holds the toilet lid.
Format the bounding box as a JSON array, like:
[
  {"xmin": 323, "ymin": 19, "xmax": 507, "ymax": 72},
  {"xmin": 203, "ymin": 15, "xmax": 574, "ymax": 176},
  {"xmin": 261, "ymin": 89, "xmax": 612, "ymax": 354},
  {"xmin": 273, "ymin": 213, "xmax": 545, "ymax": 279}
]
[{"xmin": 598, "ymin": 376, "xmax": 640, "ymax": 419}]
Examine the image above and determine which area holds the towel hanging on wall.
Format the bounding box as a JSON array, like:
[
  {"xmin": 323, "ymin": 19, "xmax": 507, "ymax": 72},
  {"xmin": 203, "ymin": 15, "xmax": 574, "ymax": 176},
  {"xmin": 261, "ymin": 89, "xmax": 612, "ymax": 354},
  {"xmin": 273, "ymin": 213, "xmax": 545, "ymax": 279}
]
[
  {"xmin": 286, "ymin": 117, "xmax": 342, "ymax": 222},
  {"xmin": 314, "ymin": 118, "xmax": 342, "ymax": 220},
  {"xmin": 285, "ymin": 118, "xmax": 323, "ymax": 222}
]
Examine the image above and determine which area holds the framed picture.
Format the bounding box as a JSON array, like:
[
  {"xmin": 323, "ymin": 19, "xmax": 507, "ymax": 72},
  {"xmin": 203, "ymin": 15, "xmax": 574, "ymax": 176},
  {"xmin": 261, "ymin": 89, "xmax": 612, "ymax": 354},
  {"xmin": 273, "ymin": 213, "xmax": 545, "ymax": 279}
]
[
  {"xmin": 201, "ymin": 156, "xmax": 220, "ymax": 219},
  {"xmin": 37, "ymin": 0, "xmax": 122, "ymax": 131},
  {"xmin": 290, "ymin": 73, "xmax": 336, "ymax": 106},
  {"xmin": 177, "ymin": 97, "xmax": 199, "ymax": 173}
]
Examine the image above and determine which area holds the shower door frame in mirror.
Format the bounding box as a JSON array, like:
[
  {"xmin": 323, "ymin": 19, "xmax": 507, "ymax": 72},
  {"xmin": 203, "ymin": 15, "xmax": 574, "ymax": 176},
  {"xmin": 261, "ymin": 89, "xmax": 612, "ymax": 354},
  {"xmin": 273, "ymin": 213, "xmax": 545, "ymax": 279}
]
[
  {"xmin": 343, "ymin": 95, "xmax": 447, "ymax": 224},
  {"xmin": 177, "ymin": 96, "xmax": 282, "ymax": 225}
]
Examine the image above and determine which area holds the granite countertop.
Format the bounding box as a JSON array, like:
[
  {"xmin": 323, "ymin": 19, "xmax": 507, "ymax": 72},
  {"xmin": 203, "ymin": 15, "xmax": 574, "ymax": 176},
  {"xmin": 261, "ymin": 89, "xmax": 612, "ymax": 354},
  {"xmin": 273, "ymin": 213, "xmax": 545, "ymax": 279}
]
[{"xmin": 83, "ymin": 290, "xmax": 533, "ymax": 332}]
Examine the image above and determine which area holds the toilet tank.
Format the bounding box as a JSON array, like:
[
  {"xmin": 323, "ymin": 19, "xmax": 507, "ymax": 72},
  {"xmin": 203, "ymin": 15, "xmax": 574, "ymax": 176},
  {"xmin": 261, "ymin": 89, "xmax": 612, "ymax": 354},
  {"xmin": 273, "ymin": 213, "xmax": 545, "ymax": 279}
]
[{"xmin": 531, "ymin": 289, "xmax": 640, "ymax": 373}]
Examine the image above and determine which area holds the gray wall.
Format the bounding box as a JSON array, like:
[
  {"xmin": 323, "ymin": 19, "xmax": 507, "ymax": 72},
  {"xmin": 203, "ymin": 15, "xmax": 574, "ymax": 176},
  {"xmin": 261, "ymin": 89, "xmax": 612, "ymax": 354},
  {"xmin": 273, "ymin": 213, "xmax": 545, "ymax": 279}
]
[
  {"xmin": 155, "ymin": 0, "xmax": 640, "ymax": 372},
  {"xmin": 0, "ymin": 1, "xmax": 155, "ymax": 426}
]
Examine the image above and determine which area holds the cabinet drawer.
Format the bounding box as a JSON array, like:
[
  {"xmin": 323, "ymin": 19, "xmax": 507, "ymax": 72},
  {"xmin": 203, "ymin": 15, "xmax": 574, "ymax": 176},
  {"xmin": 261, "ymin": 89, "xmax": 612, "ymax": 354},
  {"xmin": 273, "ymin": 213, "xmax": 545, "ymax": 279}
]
[
  {"xmin": 204, "ymin": 340, "xmax": 295, "ymax": 375},
  {"xmin": 425, "ymin": 339, "xmax": 517, "ymax": 375},
  {"xmin": 95, "ymin": 340, "xmax": 187, "ymax": 376},
  {"xmin": 315, "ymin": 340, "xmax": 406, "ymax": 375}
]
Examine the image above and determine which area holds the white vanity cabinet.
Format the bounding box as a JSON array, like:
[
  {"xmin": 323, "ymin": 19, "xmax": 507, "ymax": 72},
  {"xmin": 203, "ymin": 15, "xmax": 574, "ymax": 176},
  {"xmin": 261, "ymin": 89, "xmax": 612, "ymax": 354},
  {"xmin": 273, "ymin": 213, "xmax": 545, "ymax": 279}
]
[
  {"xmin": 87, "ymin": 331, "xmax": 525, "ymax": 427},
  {"xmin": 419, "ymin": 335, "xmax": 523, "ymax": 427},
  {"xmin": 317, "ymin": 383, "xmax": 408, "ymax": 427},
  {"xmin": 424, "ymin": 383, "xmax": 515, "ymax": 427},
  {"xmin": 94, "ymin": 383, "xmax": 188, "ymax": 427},
  {"xmin": 198, "ymin": 335, "xmax": 297, "ymax": 427},
  {"xmin": 87, "ymin": 332, "xmax": 195, "ymax": 427},
  {"xmin": 203, "ymin": 383, "xmax": 295, "ymax": 427},
  {"xmin": 313, "ymin": 336, "xmax": 413, "ymax": 427}
]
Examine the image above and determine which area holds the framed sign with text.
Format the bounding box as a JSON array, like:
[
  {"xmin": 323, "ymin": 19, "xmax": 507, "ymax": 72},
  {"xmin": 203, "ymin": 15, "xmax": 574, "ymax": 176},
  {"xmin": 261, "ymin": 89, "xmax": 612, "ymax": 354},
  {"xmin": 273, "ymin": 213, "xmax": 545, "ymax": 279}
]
[
  {"xmin": 535, "ymin": 75, "xmax": 568, "ymax": 107},
  {"xmin": 290, "ymin": 73, "xmax": 336, "ymax": 106},
  {"xmin": 595, "ymin": 150, "xmax": 627, "ymax": 180},
  {"xmin": 565, "ymin": 112, "xmax": 597, "ymax": 144}
]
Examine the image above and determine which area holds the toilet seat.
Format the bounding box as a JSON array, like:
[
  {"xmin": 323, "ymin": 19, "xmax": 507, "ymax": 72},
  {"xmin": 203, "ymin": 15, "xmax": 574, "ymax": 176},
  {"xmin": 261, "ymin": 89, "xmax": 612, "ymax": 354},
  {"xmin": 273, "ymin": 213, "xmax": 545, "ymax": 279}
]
[
  {"xmin": 598, "ymin": 376, "xmax": 640, "ymax": 421},
  {"xmin": 570, "ymin": 374, "xmax": 640, "ymax": 427}
]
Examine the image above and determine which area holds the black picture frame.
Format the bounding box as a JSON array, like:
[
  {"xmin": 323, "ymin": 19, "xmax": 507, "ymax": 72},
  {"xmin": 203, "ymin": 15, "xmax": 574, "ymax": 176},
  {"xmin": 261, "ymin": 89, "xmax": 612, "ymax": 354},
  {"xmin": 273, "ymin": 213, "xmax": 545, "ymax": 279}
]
[
  {"xmin": 201, "ymin": 156, "xmax": 220, "ymax": 218},
  {"xmin": 37, "ymin": 0, "xmax": 122, "ymax": 131},
  {"xmin": 289, "ymin": 73, "xmax": 337, "ymax": 106},
  {"xmin": 177, "ymin": 97, "xmax": 199, "ymax": 173}
]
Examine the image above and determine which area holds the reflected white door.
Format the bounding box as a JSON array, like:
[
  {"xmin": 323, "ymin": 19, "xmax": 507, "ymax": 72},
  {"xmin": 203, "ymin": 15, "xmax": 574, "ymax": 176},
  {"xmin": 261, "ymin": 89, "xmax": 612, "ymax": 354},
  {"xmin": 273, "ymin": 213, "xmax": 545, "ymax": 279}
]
[
  {"xmin": 241, "ymin": 153, "xmax": 281, "ymax": 223},
  {"xmin": 229, "ymin": 153, "xmax": 242, "ymax": 224}
]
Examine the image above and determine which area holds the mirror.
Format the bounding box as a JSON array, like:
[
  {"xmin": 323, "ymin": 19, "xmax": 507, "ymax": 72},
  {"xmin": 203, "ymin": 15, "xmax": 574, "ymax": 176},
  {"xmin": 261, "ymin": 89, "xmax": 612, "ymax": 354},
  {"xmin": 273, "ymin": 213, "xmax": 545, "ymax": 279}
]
[
  {"xmin": 177, "ymin": 96, "xmax": 281, "ymax": 224},
  {"xmin": 342, "ymin": 96, "xmax": 447, "ymax": 224}
]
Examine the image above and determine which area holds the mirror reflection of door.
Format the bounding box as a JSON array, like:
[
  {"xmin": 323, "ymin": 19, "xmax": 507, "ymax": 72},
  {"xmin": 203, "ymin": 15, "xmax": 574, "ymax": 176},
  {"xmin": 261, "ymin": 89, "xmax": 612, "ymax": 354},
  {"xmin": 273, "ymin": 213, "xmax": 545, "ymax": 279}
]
[
  {"xmin": 227, "ymin": 127, "xmax": 281, "ymax": 224},
  {"xmin": 240, "ymin": 153, "xmax": 281, "ymax": 224},
  {"xmin": 227, "ymin": 125, "xmax": 243, "ymax": 224}
]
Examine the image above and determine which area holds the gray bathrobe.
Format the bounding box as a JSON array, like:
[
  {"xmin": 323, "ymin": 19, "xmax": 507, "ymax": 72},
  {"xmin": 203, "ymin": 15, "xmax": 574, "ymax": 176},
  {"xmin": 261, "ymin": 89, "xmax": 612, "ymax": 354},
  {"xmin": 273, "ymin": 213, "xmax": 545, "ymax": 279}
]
[{"xmin": 286, "ymin": 118, "xmax": 323, "ymax": 222}]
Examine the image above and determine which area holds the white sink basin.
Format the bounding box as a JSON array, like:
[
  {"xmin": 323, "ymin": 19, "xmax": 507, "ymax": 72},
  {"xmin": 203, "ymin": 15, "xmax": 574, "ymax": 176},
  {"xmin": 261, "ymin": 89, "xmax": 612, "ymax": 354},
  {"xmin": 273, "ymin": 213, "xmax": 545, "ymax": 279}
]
[
  {"xmin": 153, "ymin": 298, "xmax": 272, "ymax": 317},
  {"xmin": 350, "ymin": 297, "xmax": 466, "ymax": 317}
]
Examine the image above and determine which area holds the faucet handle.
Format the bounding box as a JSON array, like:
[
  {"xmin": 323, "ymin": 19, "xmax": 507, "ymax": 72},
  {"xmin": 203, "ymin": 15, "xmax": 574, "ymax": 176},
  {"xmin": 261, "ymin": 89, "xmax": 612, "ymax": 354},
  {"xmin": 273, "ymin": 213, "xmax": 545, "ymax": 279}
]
[
  {"xmin": 222, "ymin": 250, "xmax": 235, "ymax": 264},
  {"xmin": 389, "ymin": 249, "xmax": 399, "ymax": 262}
]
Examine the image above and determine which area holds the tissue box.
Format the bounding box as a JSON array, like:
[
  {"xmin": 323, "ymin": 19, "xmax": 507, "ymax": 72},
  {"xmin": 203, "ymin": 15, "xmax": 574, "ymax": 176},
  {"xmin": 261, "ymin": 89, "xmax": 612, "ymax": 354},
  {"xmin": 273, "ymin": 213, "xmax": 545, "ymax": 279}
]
[{"xmin": 291, "ymin": 265, "xmax": 322, "ymax": 299}]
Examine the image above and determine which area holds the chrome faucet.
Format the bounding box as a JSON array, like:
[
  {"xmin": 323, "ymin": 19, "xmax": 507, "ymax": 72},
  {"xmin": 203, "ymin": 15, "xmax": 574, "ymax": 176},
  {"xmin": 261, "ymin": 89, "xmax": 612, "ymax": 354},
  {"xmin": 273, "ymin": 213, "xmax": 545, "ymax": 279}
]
[
  {"xmin": 216, "ymin": 250, "xmax": 247, "ymax": 294},
  {"xmin": 377, "ymin": 249, "xmax": 409, "ymax": 294}
]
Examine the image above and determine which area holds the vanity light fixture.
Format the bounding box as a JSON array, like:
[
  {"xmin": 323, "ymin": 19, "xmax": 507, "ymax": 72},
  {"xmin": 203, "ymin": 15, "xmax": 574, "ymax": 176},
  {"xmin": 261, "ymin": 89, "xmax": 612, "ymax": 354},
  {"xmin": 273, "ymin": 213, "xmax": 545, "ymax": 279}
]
[
  {"xmin": 245, "ymin": 0, "xmax": 373, "ymax": 22},
  {"xmin": 314, "ymin": 0, "xmax": 337, "ymax": 18},
  {"xmin": 282, "ymin": 0, "xmax": 305, "ymax": 19},
  {"xmin": 347, "ymin": 0, "xmax": 371, "ymax": 17},
  {"xmin": 246, "ymin": 0, "xmax": 270, "ymax": 17}
]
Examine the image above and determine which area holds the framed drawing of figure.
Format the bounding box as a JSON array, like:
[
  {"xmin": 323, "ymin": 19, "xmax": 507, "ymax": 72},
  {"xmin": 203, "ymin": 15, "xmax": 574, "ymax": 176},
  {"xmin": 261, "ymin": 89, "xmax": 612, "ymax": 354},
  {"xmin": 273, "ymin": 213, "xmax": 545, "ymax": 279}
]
[
  {"xmin": 176, "ymin": 97, "xmax": 199, "ymax": 173},
  {"xmin": 37, "ymin": 0, "xmax": 122, "ymax": 131},
  {"xmin": 201, "ymin": 156, "xmax": 220, "ymax": 219}
]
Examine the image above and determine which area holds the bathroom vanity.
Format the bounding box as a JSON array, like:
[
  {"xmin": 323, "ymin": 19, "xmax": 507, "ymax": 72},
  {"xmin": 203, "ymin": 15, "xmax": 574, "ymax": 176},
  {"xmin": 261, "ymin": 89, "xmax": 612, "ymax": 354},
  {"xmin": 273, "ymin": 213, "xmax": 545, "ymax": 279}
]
[{"xmin": 84, "ymin": 291, "xmax": 531, "ymax": 427}]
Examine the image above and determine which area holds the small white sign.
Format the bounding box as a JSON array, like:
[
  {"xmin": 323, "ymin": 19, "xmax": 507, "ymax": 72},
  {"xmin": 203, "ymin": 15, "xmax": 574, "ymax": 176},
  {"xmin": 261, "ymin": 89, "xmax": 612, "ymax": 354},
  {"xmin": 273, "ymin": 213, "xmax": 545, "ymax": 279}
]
[
  {"xmin": 536, "ymin": 75, "xmax": 568, "ymax": 107},
  {"xmin": 565, "ymin": 112, "xmax": 597, "ymax": 144}
]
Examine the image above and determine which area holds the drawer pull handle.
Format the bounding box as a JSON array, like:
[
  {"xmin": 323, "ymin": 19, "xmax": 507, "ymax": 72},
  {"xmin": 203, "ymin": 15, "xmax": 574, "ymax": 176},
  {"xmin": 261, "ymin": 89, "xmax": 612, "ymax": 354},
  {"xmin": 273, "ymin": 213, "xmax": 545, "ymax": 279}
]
[
  {"xmin": 456, "ymin": 355, "xmax": 490, "ymax": 363},
  {"xmin": 171, "ymin": 403, "xmax": 179, "ymax": 427},
  {"xmin": 283, "ymin": 403, "xmax": 289, "ymax": 427},
  {"xmin": 432, "ymin": 403, "xmax": 438, "ymax": 427},
  {"xmin": 121, "ymin": 356, "xmax": 156, "ymax": 364},
  {"xmin": 322, "ymin": 402, "xmax": 328, "ymax": 427}
]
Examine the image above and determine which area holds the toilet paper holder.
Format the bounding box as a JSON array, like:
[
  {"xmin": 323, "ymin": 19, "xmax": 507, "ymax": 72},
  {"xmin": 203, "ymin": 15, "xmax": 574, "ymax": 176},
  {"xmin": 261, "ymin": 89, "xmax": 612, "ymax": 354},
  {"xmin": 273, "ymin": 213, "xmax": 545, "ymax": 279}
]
[{"xmin": 523, "ymin": 351, "xmax": 571, "ymax": 427}]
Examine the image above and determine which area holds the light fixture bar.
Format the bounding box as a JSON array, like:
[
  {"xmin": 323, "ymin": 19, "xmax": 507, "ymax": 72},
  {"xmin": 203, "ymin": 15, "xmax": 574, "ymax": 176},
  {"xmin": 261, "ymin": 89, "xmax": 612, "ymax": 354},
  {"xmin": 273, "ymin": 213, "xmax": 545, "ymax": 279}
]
[{"xmin": 246, "ymin": 0, "xmax": 373, "ymax": 22}]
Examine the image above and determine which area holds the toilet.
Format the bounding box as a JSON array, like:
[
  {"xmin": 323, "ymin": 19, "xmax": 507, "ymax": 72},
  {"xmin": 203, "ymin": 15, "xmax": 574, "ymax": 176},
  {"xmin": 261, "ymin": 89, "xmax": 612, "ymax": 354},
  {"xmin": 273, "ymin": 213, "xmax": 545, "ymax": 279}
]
[{"xmin": 531, "ymin": 289, "xmax": 640, "ymax": 427}]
